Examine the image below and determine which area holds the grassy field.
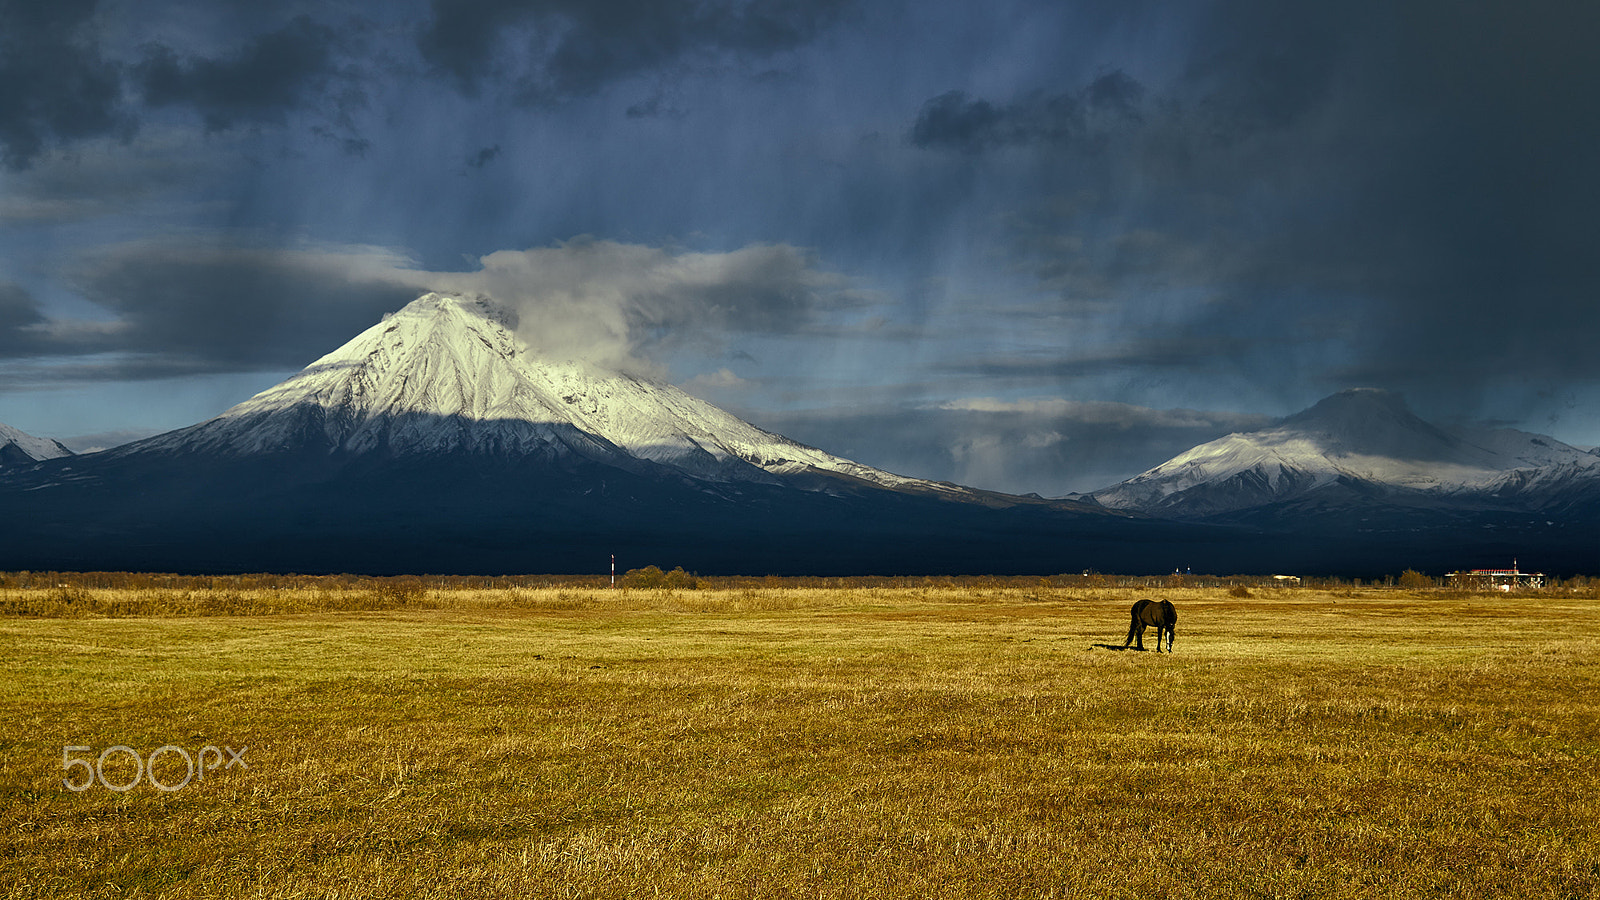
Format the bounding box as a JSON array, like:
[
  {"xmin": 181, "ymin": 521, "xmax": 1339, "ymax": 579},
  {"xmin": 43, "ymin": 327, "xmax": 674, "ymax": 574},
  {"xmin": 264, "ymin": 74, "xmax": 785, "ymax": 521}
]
[{"xmin": 1, "ymin": 581, "xmax": 1596, "ymax": 898}]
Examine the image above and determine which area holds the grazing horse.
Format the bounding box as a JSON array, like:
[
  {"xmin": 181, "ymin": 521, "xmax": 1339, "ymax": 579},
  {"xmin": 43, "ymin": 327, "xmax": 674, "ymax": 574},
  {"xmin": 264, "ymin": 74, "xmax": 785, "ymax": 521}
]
[{"xmin": 1123, "ymin": 598, "xmax": 1177, "ymax": 652}]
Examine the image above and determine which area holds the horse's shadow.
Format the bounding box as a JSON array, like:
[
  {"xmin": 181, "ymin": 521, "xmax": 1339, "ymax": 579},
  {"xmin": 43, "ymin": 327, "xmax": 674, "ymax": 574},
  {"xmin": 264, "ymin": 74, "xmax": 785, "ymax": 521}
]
[{"xmin": 1091, "ymin": 642, "xmax": 1138, "ymax": 651}]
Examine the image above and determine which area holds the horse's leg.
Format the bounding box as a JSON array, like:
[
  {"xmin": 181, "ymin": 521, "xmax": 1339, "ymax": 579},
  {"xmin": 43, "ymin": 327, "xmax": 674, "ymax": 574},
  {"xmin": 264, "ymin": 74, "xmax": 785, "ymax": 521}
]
[{"xmin": 1124, "ymin": 611, "xmax": 1138, "ymax": 648}]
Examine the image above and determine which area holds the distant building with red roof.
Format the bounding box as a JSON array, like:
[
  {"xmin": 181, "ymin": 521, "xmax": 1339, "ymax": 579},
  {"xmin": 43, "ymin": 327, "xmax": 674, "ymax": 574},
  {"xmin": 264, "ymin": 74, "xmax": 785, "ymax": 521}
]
[{"xmin": 1445, "ymin": 563, "xmax": 1544, "ymax": 591}]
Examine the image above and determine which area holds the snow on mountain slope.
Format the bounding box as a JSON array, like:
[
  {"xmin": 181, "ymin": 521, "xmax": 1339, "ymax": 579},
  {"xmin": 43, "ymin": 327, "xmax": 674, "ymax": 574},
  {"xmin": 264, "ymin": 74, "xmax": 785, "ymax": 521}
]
[
  {"xmin": 1448, "ymin": 425, "xmax": 1597, "ymax": 471},
  {"xmin": 120, "ymin": 293, "xmax": 964, "ymax": 495},
  {"xmin": 1089, "ymin": 388, "xmax": 1599, "ymax": 516},
  {"xmin": 0, "ymin": 421, "xmax": 73, "ymax": 466}
]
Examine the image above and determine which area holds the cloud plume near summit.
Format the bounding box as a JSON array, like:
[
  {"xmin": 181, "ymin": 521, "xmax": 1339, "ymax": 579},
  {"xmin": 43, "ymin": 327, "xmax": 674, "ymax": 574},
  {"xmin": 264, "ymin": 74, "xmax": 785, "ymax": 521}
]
[
  {"xmin": 0, "ymin": 236, "xmax": 860, "ymax": 384},
  {"xmin": 421, "ymin": 238, "xmax": 859, "ymax": 377}
]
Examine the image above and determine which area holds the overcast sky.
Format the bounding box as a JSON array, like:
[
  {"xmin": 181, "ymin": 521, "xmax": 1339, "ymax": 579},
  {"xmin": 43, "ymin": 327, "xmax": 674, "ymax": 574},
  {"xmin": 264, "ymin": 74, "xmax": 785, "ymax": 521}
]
[{"xmin": 1, "ymin": 0, "xmax": 1596, "ymax": 494}]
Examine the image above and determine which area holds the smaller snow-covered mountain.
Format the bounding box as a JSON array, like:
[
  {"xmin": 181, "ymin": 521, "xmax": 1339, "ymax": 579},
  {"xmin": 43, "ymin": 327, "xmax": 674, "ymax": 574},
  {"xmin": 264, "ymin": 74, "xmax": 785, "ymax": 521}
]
[
  {"xmin": 1089, "ymin": 389, "xmax": 1600, "ymax": 517},
  {"xmin": 0, "ymin": 421, "xmax": 72, "ymax": 467}
]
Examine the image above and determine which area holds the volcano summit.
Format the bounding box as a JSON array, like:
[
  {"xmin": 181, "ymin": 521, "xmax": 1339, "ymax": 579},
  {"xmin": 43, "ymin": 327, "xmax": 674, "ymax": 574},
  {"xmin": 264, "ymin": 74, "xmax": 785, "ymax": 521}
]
[
  {"xmin": 1082, "ymin": 388, "xmax": 1600, "ymax": 573},
  {"xmin": 119, "ymin": 293, "xmax": 967, "ymax": 495},
  {"xmin": 0, "ymin": 294, "xmax": 1169, "ymax": 575},
  {"xmin": 1089, "ymin": 388, "xmax": 1600, "ymax": 518}
]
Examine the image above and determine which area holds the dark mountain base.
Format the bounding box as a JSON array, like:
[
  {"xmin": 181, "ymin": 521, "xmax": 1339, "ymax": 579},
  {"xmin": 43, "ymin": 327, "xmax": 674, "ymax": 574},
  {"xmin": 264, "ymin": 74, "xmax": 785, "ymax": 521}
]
[
  {"xmin": 4, "ymin": 451, "xmax": 1593, "ymax": 577},
  {"xmin": 1192, "ymin": 500, "xmax": 1599, "ymax": 578},
  {"xmin": 0, "ymin": 451, "xmax": 1199, "ymax": 576}
]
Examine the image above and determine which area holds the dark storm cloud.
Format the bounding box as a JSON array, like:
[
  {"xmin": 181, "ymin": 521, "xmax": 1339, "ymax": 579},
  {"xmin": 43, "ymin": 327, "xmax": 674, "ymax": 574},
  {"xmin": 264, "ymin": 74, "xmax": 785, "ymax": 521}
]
[
  {"xmin": 0, "ymin": 283, "xmax": 43, "ymax": 328},
  {"xmin": 0, "ymin": 282, "xmax": 122, "ymax": 360},
  {"xmin": 466, "ymin": 144, "xmax": 502, "ymax": 168},
  {"xmin": 135, "ymin": 15, "xmax": 350, "ymax": 132},
  {"xmin": 416, "ymin": 0, "xmax": 858, "ymax": 104},
  {"xmin": 1222, "ymin": 0, "xmax": 1600, "ymax": 403},
  {"xmin": 1330, "ymin": 2, "xmax": 1600, "ymax": 393},
  {"xmin": 0, "ymin": 134, "xmax": 224, "ymax": 222},
  {"xmin": 0, "ymin": 281, "xmax": 159, "ymax": 382},
  {"xmin": 909, "ymin": 71, "xmax": 1146, "ymax": 152},
  {"xmin": 0, "ymin": 2, "xmax": 363, "ymax": 168},
  {"xmin": 0, "ymin": 0, "xmax": 129, "ymax": 168},
  {"xmin": 0, "ymin": 237, "xmax": 860, "ymax": 383},
  {"xmin": 0, "ymin": 283, "xmax": 48, "ymax": 351},
  {"xmin": 1177, "ymin": 0, "xmax": 1354, "ymax": 135},
  {"xmin": 4, "ymin": 0, "xmax": 860, "ymax": 168},
  {"xmin": 64, "ymin": 240, "xmax": 422, "ymax": 376},
  {"xmin": 906, "ymin": 0, "xmax": 1600, "ymax": 416},
  {"xmin": 6, "ymin": 0, "xmax": 1599, "ymax": 452}
]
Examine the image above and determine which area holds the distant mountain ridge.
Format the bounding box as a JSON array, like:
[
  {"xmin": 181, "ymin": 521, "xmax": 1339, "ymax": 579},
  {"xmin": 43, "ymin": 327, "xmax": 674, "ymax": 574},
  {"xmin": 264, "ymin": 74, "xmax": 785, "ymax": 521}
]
[
  {"xmin": 1087, "ymin": 388, "xmax": 1600, "ymax": 518},
  {"xmin": 0, "ymin": 421, "xmax": 72, "ymax": 467}
]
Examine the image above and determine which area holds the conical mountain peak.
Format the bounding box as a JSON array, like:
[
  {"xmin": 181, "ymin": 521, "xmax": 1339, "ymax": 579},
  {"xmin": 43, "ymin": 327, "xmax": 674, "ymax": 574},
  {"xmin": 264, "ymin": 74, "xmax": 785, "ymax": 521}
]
[
  {"xmin": 1270, "ymin": 388, "xmax": 1471, "ymax": 461},
  {"xmin": 114, "ymin": 293, "xmax": 955, "ymax": 494},
  {"xmin": 1282, "ymin": 387, "xmax": 1412, "ymax": 427},
  {"xmin": 1089, "ymin": 388, "xmax": 1598, "ymax": 516}
]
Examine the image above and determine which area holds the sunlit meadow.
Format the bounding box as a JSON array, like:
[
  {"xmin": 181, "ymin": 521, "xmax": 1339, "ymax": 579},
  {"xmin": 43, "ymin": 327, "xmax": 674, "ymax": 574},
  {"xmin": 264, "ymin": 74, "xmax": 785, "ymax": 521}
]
[{"xmin": 2, "ymin": 575, "xmax": 1596, "ymax": 898}]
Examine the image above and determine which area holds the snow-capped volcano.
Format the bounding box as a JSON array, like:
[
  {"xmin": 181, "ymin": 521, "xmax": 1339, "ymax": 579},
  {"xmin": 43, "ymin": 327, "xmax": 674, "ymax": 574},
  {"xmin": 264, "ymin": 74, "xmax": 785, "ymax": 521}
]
[
  {"xmin": 0, "ymin": 292, "xmax": 1151, "ymax": 574},
  {"xmin": 1089, "ymin": 388, "xmax": 1599, "ymax": 517},
  {"xmin": 119, "ymin": 293, "xmax": 961, "ymax": 496},
  {"xmin": 0, "ymin": 421, "xmax": 72, "ymax": 466},
  {"xmin": 3, "ymin": 330, "xmax": 1594, "ymax": 574}
]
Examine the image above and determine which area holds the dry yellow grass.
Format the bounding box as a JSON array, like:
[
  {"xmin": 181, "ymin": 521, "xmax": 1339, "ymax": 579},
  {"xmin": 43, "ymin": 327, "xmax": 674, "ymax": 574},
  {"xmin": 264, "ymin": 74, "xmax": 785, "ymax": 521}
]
[{"xmin": 1, "ymin": 582, "xmax": 1595, "ymax": 898}]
